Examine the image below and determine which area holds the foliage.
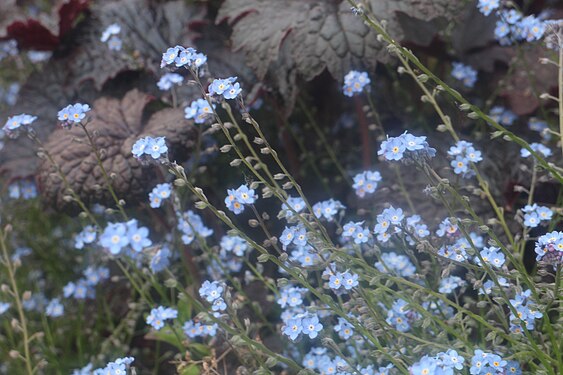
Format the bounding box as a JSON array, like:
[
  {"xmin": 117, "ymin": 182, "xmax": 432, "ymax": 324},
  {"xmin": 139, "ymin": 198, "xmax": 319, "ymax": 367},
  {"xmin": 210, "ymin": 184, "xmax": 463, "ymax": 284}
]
[{"xmin": 0, "ymin": 0, "xmax": 562, "ymax": 374}]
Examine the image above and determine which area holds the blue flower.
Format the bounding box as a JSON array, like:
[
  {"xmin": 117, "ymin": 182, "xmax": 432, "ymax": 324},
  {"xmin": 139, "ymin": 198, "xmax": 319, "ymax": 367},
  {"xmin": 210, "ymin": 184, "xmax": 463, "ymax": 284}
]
[
  {"xmin": 211, "ymin": 297, "xmax": 227, "ymax": 311},
  {"xmin": 224, "ymin": 184, "xmax": 257, "ymax": 215},
  {"xmin": 451, "ymin": 156, "xmax": 469, "ymax": 174},
  {"xmin": 379, "ymin": 137, "xmax": 406, "ymax": 160},
  {"xmin": 519, "ymin": 15, "xmax": 546, "ymax": 41},
  {"xmin": 220, "ymin": 235, "xmax": 248, "ymax": 256},
  {"xmin": 477, "ymin": 246, "xmax": 505, "ymax": 268},
  {"xmin": 442, "ymin": 349, "xmax": 465, "ymax": 370},
  {"xmin": 177, "ymin": 210, "xmax": 213, "ymax": 245},
  {"xmin": 184, "ymin": 98, "xmax": 215, "ymax": 124},
  {"xmin": 282, "ymin": 317, "xmax": 303, "ymax": 341},
  {"xmin": 328, "ymin": 272, "xmax": 343, "ymax": 290},
  {"xmin": 149, "ymin": 183, "xmax": 172, "ymax": 208},
  {"xmin": 352, "ymin": 170, "xmax": 381, "ymax": 198},
  {"xmin": 534, "ymin": 230, "xmax": 563, "ymax": 265},
  {"xmin": 379, "ymin": 132, "xmax": 435, "ymax": 162},
  {"xmin": 157, "ymin": 73, "xmax": 184, "ymax": 90},
  {"xmin": 451, "ymin": 62, "xmax": 477, "ymax": 88},
  {"xmin": 375, "ymin": 252, "xmax": 416, "ymax": 277},
  {"xmin": 2, "ymin": 113, "xmax": 37, "ymax": 137},
  {"xmin": 175, "ymin": 48, "xmax": 195, "ymax": 67},
  {"xmin": 161, "ymin": 46, "xmax": 183, "ymax": 67},
  {"xmin": 74, "ymin": 225, "xmax": 97, "ymax": 250},
  {"xmin": 146, "ymin": 137, "xmax": 168, "ymax": 159},
  {"xmin": 46, "ymin": 298, "xmax": 64, "ymax": 317},
  {"xmin": 146, "ymin": 306, "xmax": 178, "ymax": 330},
  {"xmin": 523, "ymin": 212, "xmax": 540, "ymax": 228},
  {"xmin": 342, "ymin": 70, "xmax": 370, "ymax": 97},
  {"xmin": 223, "ymin": 82, "xmax": 242, "ymax": 99},
  {"xmin": 334, "ymin": 317, "xmax": 354, "ymax": 339},
  {"xmin": 59, "ymin": 103, "xmax": 90, "ymax": 124},
  {"xmin": 312, "ymin": 199, "xmax": 344, "ymax": 221},
  {"xmin": 342, "ymin": 272, "xmax": 359, "ymax": 290},
  {"xmin": 410, "ymin": 356, "xmax": 437, "ymax": 375},
  {"xmin": 301, "ymin": 314, "xmax": 323, "ymax": 339},
  {"xmin": 439, "ymin": 276, "xmax": 465, "ymax": 294},
  {"xmin": 0, "ymin": 302, "xmax": 10, "ymax": 315},
  {"xmin": 477, "ymin": 0, "xmax": 499, "ymax": 16},
  {"xmin": 342, "ymin": 221, "xmax": 368, "ymax": 244},
  {"xmin": 209, "ymin": 77, "xmax": 238, "ymax": 97},
  {"xmin": 521, "ymin": 142, "xmax": 552, "ymax": 158},
  {"xmin": 126, "ymin": 219, "xmax": 152, "ymax": 252},
  {"xmin": 100, "ymin": 222, "xmax": 130, "ymax": 255},
  {"xmin": 280, "ymin": 196, "xmax": 306, "ymax": 218},
  {"xmin": 199, "ymin": 280, "xmax": 224, "ymax": 302},
  {"xmin": 131, "ymin": 136, "xmax": 168, "ymax": 160},
  {"xmin": 150, "ymin": 246, "xmax": 171, "ymax": 273},
  {"xmin": 489, "ymin": 106, "xmax": 517, "ymax": 126}
]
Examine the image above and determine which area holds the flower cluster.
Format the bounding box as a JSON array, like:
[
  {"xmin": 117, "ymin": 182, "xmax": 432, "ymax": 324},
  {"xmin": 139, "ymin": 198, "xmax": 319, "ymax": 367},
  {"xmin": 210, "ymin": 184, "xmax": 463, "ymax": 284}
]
[
  {"xmin": 177, "ymin": 210, "xmax": 213, "ymax": 245},
  {"xmin": 375, "ymin": 252, "xmax": 416, "ymax": 277},
  {"xmin": 508, "ymin": 290, "xmax": 543, "ymax": 333},
  {"xmin": 183, "ymin": 319, "xmax": 218, "ymax": 338},
  {"xmin": 146, "ymin": 306, "xmax": 178, "ymax": 330},
  {"xmin": 199, "ymin": 280, "xmax": 227, "ymax": 312},
  {"xmin": 208, "ymin": 76, "xmax": 242, "ymax": 99},
  {"xmin": 45, "ymin": 298, "xmax": 64, "ymax": 317},
  {"xmin": 279, "ymin": 196, "xmax": 306, "ymax": 219},
  {"xmin": 438, "ymin": 276, "xmax": 465, "ymax": 294},
  {"xmin": 410, "ymin": 350, "xmax": 465, "ymax": 374},
  {"xmin": 489, "ymin": 106, "xmax": 517, "ymax": 126},
  {"xmin": 282, "ymin": 312, "xmax": 323, "ymax": 340},
  {"xmin": 373, "ymin": 206, "xmax": 404, "ymax": 242},
  {"xmin": 8, "ymin": 179, "xmax": 37, "ymax": 200},
  {"xmin": 99, "ymin": 219, "xmax": 152, "ymax": 255},
  {"xmin": 476, "ymin": 246, "xmax": 506, "ymax": 269},
  {"xmin": 63, "ymin": 266, "xmax": 109, "ymax": 300},
  {"xmin": 328, "ymin": 270, "xmax": 359, "ymax": 291},
  {"xmin": 385, "ymin": 299, "xmax": 420, "ymax": 332},
  {"xmin": 477, "ymin": 0, "xmax": 499, "ymax": 16},
  {"xmin": 534, "ymin": 231, "xmax": 563, "ymax": 267},
  {"xmin": 352, "ymin": 170, "xmax": 382, "ymax": 198},
  {"xmin": 521, "ymin": 204, "xmax": 552, "ymax": 228},
  {"xmin": 451, "ymin": 62, "xmax": 478, "ymax": 88},
  {"xmin": 225, "ymin": 184, "xmax": 257, "ymax": 215},
  {"xmin": 0, "ymin": 40, "xmax": 17, "ymax": 61},
  {"xmin": 312, "ymin": 198, "xmax": 345, "ymax": 221},
  {"xmin": 378, "ymin": 132, "xmax": 436, "ymax": 162},
  {"xmin": 447, "ymin": 140, "xmax": 483, "ymax": 178},
  {"xmin": 160, "ymin": 45, "xmax": 207, "ymax": 69},
  {"xmin": 184, "ymin": 98, "xmax": 215, "ymax": 124},
  {"xmin": 100, "ymin": 24, "xmax": 122, "ymax": 51},
  {"xmin": 342, "ymin": 70, "xmax": 370, "ymax": 97},
  {"xmin": 157, "ymin": 73, "xmax": 184, "ymax": 91},
  {"xmin": 493, "ymin": 9, "xmax": 546, "ymax": 44},
  {"xmin": 520, "ymin": 142, "xmax": 552, "ymax": 158},
  {"xmin": 341, "ymin": 221, "xmax": 370, "ymax": 244},
  {"xmin": 150, "ymin": 245, "xmax": 172, "ymax": 273},
  {"xmin": 2, "ymin": 113, "xmax": 36, "ymax": 137},
  {"xmin": 131, "ymin": 136, "xmax": 168, "ymax": 161},
  {"xmin": 74, "ymin": 225, "xmax": 97, "ymax": 249},
  {"xmin": 57, "ymin": 103, "xmax": 90, "ymax": 128},
  {"xmin": 149, "ymin": 183, "xmax": 172, "ymax": 208},
  {"xmin": 80, "ymin": 357, "xmax": 134, "ymax": 375},
  {"xmin": 470, "ymin": 350, "xmax": 517, "ymax": 374}
]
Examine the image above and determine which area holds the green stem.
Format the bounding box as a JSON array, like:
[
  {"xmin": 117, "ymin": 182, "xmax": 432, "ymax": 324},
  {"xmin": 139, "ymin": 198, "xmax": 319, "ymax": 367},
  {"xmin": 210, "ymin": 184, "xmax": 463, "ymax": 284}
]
[{"xmin": 0, "ymin": 228, "xmax": 34, "ymax": 375}]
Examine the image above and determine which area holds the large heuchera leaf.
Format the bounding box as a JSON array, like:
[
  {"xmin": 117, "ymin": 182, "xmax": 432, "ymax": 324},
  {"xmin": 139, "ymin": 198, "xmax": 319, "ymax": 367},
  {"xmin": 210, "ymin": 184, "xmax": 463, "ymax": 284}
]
[
  {"xmin": 2, "ymin": 0, "xmax": 89, "ymax": 50},
  {"xmin": 217, "ymin": 0, "xmax": 461, "ymax": 105},
  {"xmin": 37, "ymin": 90, "xmax": 197, "ymax": 209}
]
